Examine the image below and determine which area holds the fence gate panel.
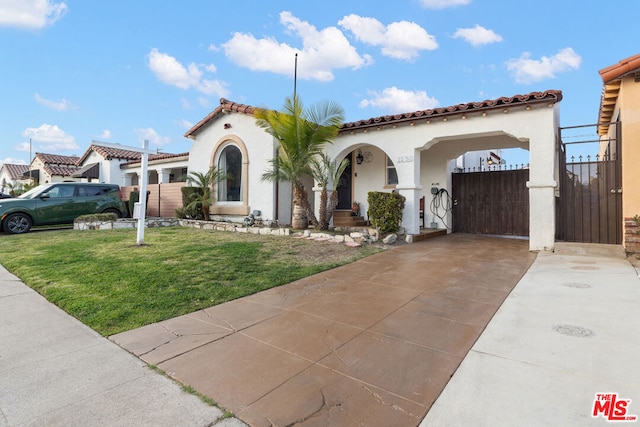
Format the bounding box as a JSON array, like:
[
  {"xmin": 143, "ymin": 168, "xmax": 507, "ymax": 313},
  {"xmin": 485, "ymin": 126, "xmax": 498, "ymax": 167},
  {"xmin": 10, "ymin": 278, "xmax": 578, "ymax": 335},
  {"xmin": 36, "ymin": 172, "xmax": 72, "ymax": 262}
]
[
  {"xmin": 452, "ymin": 169, "xmax": 529, "ymax": 236},
  {"xmin": 556, "ymin": 123, "xmax": 622, "ymax": 244}
]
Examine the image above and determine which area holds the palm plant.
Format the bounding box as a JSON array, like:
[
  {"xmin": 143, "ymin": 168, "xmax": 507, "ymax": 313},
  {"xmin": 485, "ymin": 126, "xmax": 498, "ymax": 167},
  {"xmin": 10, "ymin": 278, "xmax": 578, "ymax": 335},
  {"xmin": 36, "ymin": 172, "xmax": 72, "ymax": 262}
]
[
  {"xmin": 311, "ymin": 153, "xmax": 350, "ymax": 230},
  {"xmin": 185, "ymin": 167, "xmax": 228, "ymax": 220},
  {"xmin": 255, "ymin": 94, "xmax": 344, "ymax": 228}
]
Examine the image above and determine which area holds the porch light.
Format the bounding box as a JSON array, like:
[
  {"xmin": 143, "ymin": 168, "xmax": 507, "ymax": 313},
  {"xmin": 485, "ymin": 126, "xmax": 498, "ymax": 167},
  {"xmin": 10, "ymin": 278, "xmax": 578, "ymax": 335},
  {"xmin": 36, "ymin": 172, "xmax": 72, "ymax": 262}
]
[{"xmin": 356, "ymin": 150, "xmax": 364, "ymax": 165}]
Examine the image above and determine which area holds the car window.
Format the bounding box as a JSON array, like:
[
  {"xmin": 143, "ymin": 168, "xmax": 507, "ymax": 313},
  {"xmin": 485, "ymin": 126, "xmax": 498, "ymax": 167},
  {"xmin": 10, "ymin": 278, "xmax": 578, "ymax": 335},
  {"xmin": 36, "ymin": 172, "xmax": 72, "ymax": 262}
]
[
  {"xmin": 79, "ymin": 186, "xmax": 101, "ymax": 197},
  {"xmin": 47, "ymin": 186, "xmax": 75, "ymax": 198}
]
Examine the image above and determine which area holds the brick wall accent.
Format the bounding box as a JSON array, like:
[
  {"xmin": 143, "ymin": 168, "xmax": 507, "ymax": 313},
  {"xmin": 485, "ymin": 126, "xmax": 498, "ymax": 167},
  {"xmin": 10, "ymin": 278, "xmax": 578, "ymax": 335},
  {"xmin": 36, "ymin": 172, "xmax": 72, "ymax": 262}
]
[{"xmin": 624, "ymin": 217, "xmax": 640, "ymax": 253}]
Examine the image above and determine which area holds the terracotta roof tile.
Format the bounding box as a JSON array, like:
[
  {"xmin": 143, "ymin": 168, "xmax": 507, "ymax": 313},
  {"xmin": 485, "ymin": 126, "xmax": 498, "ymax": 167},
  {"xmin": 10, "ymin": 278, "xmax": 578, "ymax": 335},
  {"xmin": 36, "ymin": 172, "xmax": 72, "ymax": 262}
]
[
  {"xmin": 184, "ymin": 98, "xmax": 257, "ymax": 138},
  {"xmin": 3, "ymin": 163, "xmax": 30, "ymax": 180},
  {"xmin": 121, "ymin": 152, "xmax": 189, "ymax": 166},
  {"xmin": 43, "ymin": 164, "xmax": 80, "ymax": 177},
  {"xmin": 184, "ymin": 90, "xmax": 563, "ymax": 139},
  {"xmin": 599, "ymin": 53, "xmax": 640, "ymax": 83},
  {"xmin": 340, "ymin": 90, "xmax": 563, "ymax": 132},
  {"xmin": 35, "ymin": 153, "xmax": 80, "ymax": 165}
]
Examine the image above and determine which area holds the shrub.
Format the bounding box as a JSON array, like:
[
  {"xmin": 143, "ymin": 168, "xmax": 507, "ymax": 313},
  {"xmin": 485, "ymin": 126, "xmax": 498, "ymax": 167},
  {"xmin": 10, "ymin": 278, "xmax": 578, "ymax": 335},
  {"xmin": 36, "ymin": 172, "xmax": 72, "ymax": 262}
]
[
  {"xmin": 75, "ymin": 213, "xmax": 118, "ymax": 223},
  {"xmin": 367, "ymin": 191, "xmax": 405, "ymax": 233}
]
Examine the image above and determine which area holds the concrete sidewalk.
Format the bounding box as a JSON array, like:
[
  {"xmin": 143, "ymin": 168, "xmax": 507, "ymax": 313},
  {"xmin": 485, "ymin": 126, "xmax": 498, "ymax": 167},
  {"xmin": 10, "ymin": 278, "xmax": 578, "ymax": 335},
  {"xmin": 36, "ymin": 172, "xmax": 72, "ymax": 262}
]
[
  {"xmin": 422, "ymin": 244, "xmax": 640, "ymax": 426},
  {"xmin": 0, "ymin": 265, "xmax": 246, "ymax": 427}
]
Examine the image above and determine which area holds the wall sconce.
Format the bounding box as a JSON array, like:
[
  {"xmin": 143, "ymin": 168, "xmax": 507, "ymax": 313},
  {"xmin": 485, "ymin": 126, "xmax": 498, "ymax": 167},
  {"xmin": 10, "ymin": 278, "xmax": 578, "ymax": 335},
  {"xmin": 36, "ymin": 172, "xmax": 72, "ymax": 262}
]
[
  {"xmin": 356, "ymin": 149, "xmax": 372, "ymax": 165},
  {"xmin": 224, "ymin": 123, "xmax": 232, "ymax": 129}
]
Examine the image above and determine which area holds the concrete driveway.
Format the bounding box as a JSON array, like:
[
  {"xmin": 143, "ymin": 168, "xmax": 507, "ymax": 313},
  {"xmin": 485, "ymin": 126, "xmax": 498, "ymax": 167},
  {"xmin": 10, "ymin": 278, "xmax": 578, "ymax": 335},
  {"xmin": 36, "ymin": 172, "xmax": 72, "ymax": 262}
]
[{"xmin": 111, "ymin": 234, "xmax": 535, "ymax": 426}]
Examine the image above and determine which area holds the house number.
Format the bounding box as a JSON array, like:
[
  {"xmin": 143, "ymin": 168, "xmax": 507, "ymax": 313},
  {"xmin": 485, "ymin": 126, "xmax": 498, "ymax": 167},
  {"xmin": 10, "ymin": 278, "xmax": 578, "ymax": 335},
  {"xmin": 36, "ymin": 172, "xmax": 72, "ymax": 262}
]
[{"xmin": 397, "ymin": 155, "xmax": 413, "ymax": 163}]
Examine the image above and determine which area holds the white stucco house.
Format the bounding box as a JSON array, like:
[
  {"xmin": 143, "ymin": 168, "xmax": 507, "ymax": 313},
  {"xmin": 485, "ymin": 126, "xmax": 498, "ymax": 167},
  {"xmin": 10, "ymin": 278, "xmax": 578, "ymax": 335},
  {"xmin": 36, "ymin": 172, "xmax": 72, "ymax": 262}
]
[
  {"xmin": 73, "ymin": 143, "xmax": 189, "ymax": 186},
  {"xmin": 0, "ymin": 163, "xmax": 30, "ymax": 194},
  {"xmin": 185, "ymin": 90, "xmax": 562, "ymax": 251}
]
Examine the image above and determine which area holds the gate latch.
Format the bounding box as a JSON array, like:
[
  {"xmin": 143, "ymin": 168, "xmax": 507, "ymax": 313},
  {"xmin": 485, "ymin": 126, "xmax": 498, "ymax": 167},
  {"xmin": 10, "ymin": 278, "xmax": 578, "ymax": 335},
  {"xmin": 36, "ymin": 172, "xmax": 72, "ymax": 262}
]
[{"xmin": 610, "ymin": 188, "xmax": 623, "ymax": 194}]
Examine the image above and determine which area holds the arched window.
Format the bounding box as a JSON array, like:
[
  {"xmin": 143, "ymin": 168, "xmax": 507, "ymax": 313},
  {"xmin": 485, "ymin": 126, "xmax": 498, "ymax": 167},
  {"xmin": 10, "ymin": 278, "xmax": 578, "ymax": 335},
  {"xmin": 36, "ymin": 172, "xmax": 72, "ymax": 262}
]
[{"xmin": 217, "ymin": 145, "xmax": 242, "ymax": 202}]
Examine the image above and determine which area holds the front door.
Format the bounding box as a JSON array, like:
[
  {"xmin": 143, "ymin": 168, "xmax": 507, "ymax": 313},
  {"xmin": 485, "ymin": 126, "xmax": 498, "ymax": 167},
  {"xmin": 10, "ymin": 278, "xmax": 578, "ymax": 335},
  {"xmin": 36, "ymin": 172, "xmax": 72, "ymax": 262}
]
[{"xmin": 336, "ymin": 153, "xmax": 353, "ymax": 210}]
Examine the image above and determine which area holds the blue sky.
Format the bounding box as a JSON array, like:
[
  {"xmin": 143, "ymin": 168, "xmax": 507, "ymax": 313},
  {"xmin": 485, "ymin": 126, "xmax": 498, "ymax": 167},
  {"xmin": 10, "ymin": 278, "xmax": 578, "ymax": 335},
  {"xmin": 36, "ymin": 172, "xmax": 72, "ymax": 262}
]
[{"xmin": 1, "ymin": 0, "xmax": 637, "ymax": 167}]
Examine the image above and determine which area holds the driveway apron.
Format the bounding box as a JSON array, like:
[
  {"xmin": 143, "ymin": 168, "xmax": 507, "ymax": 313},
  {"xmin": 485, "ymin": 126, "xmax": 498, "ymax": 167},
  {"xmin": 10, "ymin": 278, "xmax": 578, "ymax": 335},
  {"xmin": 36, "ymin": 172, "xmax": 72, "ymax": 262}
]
[{"xmin": 111, "ymin": 234, "xmax": 536, "ymax": 426}]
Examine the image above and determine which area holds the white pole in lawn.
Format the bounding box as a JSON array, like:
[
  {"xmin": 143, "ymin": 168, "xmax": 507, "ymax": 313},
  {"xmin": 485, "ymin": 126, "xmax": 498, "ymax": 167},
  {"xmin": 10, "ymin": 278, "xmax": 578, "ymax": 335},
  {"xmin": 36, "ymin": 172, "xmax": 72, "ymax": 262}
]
[{"xmin": 136, "ymin": 139, "xmax": 149, "ymax": 245}]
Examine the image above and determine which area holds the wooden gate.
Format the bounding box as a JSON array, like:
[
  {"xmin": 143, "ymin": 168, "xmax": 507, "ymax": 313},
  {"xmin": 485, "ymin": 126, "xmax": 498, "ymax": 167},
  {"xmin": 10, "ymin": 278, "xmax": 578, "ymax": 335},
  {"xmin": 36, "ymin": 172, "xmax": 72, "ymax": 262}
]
[
  {"xmin": 452, "ymin": 169, "xmax": 529, "ymax": 236},
  {"xmin": 556, "ymin": 123, "xmax": 622, "ymax": 244}
]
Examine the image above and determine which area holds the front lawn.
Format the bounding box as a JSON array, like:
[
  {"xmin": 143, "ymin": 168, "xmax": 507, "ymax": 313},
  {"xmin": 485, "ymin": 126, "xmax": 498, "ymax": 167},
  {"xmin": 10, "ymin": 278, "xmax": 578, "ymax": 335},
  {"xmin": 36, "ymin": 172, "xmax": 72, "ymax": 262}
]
[{"xmin": 0, "ymin": 227, "xmax": 380, "ymax": 336}]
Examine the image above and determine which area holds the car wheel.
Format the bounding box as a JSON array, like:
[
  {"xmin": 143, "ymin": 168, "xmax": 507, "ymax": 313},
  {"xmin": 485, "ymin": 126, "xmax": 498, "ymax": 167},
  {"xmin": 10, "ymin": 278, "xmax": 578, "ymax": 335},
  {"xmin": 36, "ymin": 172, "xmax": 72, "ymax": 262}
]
[
  {"xmin": 3, "ymin": 213, "xmax": 33, "ymax": 234},
  {"xmin": 102, "ymin": 208, "xmax": 122, "ymax": 218}
]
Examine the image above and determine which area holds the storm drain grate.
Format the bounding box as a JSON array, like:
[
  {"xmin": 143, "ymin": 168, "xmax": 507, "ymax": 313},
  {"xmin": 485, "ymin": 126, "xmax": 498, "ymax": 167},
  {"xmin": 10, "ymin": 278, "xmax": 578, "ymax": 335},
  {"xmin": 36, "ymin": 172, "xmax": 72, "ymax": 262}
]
[{"xmin": 552, "ymin": 324, "xmax": 594, "ymax": 338}]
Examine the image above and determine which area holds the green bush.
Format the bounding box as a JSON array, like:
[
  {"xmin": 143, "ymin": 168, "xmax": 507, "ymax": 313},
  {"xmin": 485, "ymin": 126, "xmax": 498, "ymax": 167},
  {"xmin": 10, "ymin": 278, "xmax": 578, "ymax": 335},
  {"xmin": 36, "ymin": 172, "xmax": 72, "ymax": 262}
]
[
  {"xmin": 128, "ymin": 190, "xmax": 151, "ymax": 217},
  {"xmin": 75, "ymin": 213, "xmax": 118, "ymax": 223},
  {"xmin": 179, "ymin": 186, "xmax": 204, "ymax": 219},
  {"xmin": 367, "ymin": 191, "xmax": 405, "ymax": 233}
]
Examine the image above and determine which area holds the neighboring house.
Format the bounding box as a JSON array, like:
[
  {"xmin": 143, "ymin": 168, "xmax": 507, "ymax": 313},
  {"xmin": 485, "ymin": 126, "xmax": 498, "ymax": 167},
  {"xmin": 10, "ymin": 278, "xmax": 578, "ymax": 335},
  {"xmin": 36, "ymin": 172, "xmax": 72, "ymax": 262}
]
[
  {"xmin": 597, "ymin": 53, "xmax": 640, "ymax": 252},
  {"xmin": 74, "ymin": 143, "xmax": 189, "ymax": 186},
  {"xmin": 186, "ymin": 91, "xmax": 561, "ymax": 251},
  {"xmin": 0, "ymin": 163, "xmax": 30, "ymax": 194},
  {"xmin": 26, "ymin": 153, "xmax": 80, "ymax": 184}
]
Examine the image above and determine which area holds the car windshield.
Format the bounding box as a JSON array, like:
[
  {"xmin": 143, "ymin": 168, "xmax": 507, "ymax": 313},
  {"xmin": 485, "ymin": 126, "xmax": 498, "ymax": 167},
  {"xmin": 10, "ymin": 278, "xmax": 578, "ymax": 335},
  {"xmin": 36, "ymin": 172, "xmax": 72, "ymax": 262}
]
[{"xmin": 18, "ymin": 185, "xmax": 52, "ymax": 199}]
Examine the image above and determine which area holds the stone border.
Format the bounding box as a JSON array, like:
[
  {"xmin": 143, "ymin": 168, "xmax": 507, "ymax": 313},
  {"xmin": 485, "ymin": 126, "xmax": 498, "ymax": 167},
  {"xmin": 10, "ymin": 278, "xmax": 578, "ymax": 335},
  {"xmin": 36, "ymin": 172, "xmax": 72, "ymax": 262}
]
[{"xmin": 74, "ymin": 217, "xmax": 385, "ymax": 246}]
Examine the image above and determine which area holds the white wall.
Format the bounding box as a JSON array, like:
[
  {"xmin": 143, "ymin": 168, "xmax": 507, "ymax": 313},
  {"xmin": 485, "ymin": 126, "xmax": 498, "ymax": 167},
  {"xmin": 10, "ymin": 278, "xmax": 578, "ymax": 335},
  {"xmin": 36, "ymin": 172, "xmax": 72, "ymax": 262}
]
[{"xmin": 186, "ymin": 112, "xmax": 284, "ymax": 223}]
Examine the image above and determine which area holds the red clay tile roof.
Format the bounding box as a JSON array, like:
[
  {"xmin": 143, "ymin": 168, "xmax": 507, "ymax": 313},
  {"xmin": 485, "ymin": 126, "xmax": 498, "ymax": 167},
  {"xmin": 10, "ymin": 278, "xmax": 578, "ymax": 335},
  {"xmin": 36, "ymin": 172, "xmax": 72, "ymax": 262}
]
[
  {"xmin": 599, "ymin": 53, "xmax": 640, "ymax": 83},
  {"xmin": 34, "ymin": 153, "xmax": 80, "ymax": 165},
  {"xmin": 185, "ymin": 91, "xmax": 562, "ymax": 138},
  {"xmin": 340, "ymin": 90, "xmax": 563, "ymax": 132},
  {"xmin": 598, "ymin": 53, "xmax": 640, "ymax": 135},
  {"xmin": 2, "ymin": 163, "xmax": 30, "ymax": 180},
  {"xmin": 184, "ymin": 98, "xmax": 256, "ymax": 138},
  {"xmin": 77, "ymin": 144, "xmax": 145, "ymax": 164},
  {"xmin": 121, "ymin": 152, "xmax": 189, "ymax": 166},
  {"xmin": 43, "ymin": 164, "xmax": 80, "ymax": 177}
]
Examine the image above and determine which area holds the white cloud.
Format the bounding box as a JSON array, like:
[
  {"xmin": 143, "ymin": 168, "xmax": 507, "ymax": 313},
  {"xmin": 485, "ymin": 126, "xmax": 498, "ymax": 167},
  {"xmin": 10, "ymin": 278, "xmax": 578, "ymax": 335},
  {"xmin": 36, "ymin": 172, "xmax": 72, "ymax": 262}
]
[
  {"xmin": 359, "ymin": 87, "xmax": 440, "ymax": 113},
  {"xmin": 20, "ymin": 123, "xmax": 78, "ymax": 152},
  {"xmin": 0, "ymin": 0, "xmax": 67, "ymax": 29},
  {"xmin": 0, "ymin": 158, "xmax": 27, "ymax": 167},
  {"xmin": 99, "ymin": 130, "xmax": 112, "ymax": 139},
  {"xmin": 420, "ymin": 0, "xmax": 471, "ymax": 9},
  {"xmin": 35, "ymin": 93, "xmax": 72, "ymax": 111},
  {"xmin": 147, "ymin": 48, "xmax": 229, "ymax": 97},
  {"xmin": 176, "ymin": 119, "xmax": 193, "ymax": 130},
  {"xmin": 453, "ymin": 24, "xmax": 502, "ymax": 47},
  {"xmin": 339, "ymin": 15, "xmax": 437, "ymax": 61},
  {"xmin": 134, "ymin": 127, "xmax": 171, "ymax": 147},
  {"xmin": 222, "ymin": 11, "xmax": 372, "ymax": 82},
  {"xmin": 506, "ymin": 48, "xmax": 582, "ymax": 84}
]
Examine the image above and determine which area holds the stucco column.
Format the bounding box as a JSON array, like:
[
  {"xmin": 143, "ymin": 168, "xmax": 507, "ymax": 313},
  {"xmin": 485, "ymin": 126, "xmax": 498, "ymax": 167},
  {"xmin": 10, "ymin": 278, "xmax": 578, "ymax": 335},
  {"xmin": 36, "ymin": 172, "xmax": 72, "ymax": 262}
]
[
  {"xmin": 527, "ymin": 127, "xmax": 558, "ymax": 251},
  {"xmin": 395, "ymin": 150, "xmax": 422, "ymax": 235},
  {"xmin": 122, "ymin": 173, "xmax": 133, "ymax": 186},
  {"xmin": 158, "ymin": 169, "xmax": 171, "ymax": 184}
]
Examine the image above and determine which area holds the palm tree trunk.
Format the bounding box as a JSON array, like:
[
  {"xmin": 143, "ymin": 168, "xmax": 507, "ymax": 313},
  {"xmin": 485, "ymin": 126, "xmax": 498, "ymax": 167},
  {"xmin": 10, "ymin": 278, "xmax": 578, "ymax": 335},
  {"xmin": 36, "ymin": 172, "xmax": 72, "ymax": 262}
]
[{"xmin": 318, "ymin": 188, "xmax": 328, "ymax": 230}]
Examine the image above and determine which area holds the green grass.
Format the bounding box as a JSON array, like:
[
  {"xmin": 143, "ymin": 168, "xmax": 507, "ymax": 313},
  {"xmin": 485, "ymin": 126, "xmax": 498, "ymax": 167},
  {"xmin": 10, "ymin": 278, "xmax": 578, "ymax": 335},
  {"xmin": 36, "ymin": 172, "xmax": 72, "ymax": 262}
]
[{"xmin": 0, "ymin": 227, "xmax": 380, "ymax": 336}]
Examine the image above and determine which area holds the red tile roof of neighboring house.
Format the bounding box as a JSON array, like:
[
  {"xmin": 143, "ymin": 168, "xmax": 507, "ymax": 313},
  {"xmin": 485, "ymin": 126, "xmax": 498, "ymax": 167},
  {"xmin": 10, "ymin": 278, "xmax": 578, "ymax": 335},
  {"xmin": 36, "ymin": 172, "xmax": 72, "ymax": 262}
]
[
  {"xmin": 598, "ymin": 53, "xmax": 640, "ymax": 135},
  {"xmin": 43, "ymin": 165, "xmax": 80, "ymax": 177},
  {"xmin": 340, "ymin": 90, "xmax": 563, "ymax": 132},
  {"xmin": 185, "ymin": 91, "xmax": 563, "ymax": 138},
  {"xmin": 121, "ymin": 152, "xmax": 189, "ymax": 167},
  {"xmin": 77, "ymin": 144, "xmax": 144, "ymax": 164},
  {"xmin": 34, "ymin": 153, "xmax": 80, "ymax": 166},
  {"xmin": 599, "ymin": 53, "xmax": 640, "ymax": 83},
  {"xmin": 2, "ymin": 163, "xmax": 30, "ymax": 180}
]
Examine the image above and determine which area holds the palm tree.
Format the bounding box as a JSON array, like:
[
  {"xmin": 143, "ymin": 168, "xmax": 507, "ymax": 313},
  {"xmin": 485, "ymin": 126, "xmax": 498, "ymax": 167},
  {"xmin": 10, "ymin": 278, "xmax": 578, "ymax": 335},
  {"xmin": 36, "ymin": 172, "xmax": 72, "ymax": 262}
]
[
  {"xmin": 185, "ymin": 167, "xmax": 228, "ymax": 220},
  {"xmin": 311, "ymin": 153, "xmax": 350, "ymax": 230},
  {"xmin": 255, "ymin": 94, "xmax": 344, "ymax": 228}
]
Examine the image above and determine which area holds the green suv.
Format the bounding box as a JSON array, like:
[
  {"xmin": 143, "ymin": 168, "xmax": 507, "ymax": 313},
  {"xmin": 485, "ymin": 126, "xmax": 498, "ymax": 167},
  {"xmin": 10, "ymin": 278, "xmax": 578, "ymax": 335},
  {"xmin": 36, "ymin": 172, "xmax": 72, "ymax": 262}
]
[{"xmin": 0, "ymin": 182, "xmax": 127, "ymax": 234}]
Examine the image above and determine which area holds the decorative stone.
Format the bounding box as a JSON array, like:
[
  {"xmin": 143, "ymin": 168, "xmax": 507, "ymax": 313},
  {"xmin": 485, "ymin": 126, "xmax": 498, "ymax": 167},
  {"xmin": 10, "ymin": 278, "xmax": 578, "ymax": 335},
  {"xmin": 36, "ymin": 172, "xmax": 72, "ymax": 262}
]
[{"xmin": 383, "ymin": 234, "xmax": 397, "ymax": 244}]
